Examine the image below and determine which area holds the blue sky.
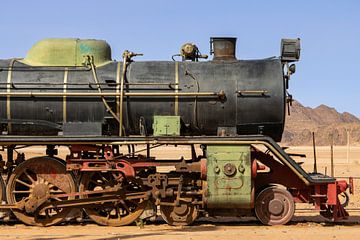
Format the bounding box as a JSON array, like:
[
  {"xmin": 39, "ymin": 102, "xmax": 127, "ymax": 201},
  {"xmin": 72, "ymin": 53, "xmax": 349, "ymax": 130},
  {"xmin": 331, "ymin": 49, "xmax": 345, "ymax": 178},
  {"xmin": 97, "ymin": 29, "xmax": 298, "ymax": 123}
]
[{"xmin": 0, "ymin": 1, "xmax": 359, "ymax": 117}]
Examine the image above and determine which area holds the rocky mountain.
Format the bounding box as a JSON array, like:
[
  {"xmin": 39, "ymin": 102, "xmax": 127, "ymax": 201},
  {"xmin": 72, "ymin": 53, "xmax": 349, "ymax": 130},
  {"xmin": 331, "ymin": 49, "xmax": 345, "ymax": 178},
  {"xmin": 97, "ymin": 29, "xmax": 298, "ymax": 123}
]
[{"xmin": 281, "ymin": 101, "xmax": 360, "ymax": 146}]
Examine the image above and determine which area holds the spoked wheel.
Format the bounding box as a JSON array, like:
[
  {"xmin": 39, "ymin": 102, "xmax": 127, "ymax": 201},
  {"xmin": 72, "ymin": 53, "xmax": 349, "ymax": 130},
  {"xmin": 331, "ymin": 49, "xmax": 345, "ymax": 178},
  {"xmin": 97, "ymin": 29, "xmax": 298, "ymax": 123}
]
[
  {"xmin": 255, "ymin": 186, "xmax": 295, "ymax": 225},
  {"xmin": 0, "ymin": 176, "xmax": 5, "ymax": 218},
  {"xmin": 160, "ymin": 199, "xmax": 198, "ymax": 226},
  {"xmin": 79, "ymin": 172, "xmax": 147, "ymax": 226},
  {"xmin": 6, "ymin": 157, "xmax": 76, "ymax": 226}
]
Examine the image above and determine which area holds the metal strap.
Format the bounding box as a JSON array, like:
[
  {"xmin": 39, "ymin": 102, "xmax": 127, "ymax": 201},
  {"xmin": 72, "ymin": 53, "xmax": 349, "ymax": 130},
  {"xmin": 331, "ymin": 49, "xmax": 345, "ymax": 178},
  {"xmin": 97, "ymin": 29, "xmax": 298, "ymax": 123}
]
[
  {"xmin": 175, "ymin": 62, "xmax": 179, "ymax": 115},
  {"xmin": 116, "ymin": 62, "xmax": 121, "ymax": 135},
  {"xmin": 6, "ymin": 59, "xmax": 16, "ymax": 133},
  {"xmin": 119, "ymin": 58, "xmax": 127, "ymax": 136},
  {"xmin": 63, "ymin": 68, "xmax": 68, "ymax": 123}
]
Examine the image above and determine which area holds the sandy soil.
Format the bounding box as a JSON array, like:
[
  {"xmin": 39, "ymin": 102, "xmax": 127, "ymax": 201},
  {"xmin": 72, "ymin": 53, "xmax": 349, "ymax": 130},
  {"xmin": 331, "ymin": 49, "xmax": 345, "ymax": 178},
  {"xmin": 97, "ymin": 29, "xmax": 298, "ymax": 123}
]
[
  {"xmin": 1, "ymin": 145, "xmax": 360, "ymax": 239},
  {"xmin": 1, "ymin": 220, "xmax": 360, "ymax": 240}
]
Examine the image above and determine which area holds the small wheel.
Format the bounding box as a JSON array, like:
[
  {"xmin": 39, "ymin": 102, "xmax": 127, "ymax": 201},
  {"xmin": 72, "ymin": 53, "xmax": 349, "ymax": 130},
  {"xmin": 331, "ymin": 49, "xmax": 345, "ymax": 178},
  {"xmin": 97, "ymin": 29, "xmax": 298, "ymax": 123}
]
[
  {"xmin": 79, "ymin": 172, "xmax": 147, "ymax": 226},
  {"xmin": 320, "ymin": 192, "xmax": 350, "ymax": 219},
  {"xmin": 6, "ymin": 157, "xmax": 76, "ymax": 226},
  {"xmin": 255, "ymin": 186, "xmax": 294, "ymax": 225},
  {"xmin": 160, "ymin": 200, "xmax": 198, "ymax": 226},
  {"xmin": 339, "ymin": 192, "xmax": 349, "ymax": 208}
]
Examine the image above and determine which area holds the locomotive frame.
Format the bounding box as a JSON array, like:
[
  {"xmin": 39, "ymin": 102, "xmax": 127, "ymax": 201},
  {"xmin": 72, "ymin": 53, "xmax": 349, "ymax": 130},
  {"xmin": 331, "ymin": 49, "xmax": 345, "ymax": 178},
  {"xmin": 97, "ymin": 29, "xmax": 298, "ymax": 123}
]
[{"xmin": 0, "ymin": 135, "xmax": 351, "ymax": 226}]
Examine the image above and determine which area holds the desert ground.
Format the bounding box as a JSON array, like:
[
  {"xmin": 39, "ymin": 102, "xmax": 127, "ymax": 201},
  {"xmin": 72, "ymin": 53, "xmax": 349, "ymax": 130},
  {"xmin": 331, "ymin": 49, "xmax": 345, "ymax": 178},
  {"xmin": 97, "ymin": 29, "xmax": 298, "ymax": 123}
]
[{"xmin": 1, "ymin": 145, "xmax": 360, "ymax": 240}]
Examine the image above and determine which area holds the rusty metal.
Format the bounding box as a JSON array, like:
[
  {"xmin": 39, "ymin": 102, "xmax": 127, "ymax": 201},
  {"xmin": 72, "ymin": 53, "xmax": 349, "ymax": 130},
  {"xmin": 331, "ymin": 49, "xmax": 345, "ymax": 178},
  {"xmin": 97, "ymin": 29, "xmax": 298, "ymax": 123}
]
[
  {"xmin": 160, "ymin": 199, "xmax": 199, "ymax": 226},
  {"xmin": 6, "ymin": 157, "xmax": 76, "ymax": 226},
  {"xmin": 200, "ymin": 159, "xmax": 207, "ymax": 180},
  {"xmin": 223, "ymin": 163, "xmax": 236, "ymax": 176},
  {"xmin": 210, "ymin": 37, "xmax": 237, "ymax": 60},
  {"xmin": 179, "ymin": 43, "xmax": 208, "ymax": 61},
  {"xmin": 254, "ymin": 186, "xmax": 295, "ymax": 226},
  {"xmin": 41, "ymin": 192, "xmax": 148, "ymax": 210},
  {"xmin": 0, "ymin": 177, "xmax": 4, "ymax": 208},
  {"xmin": 67, "ymin": 158, "xmax": 136, "ymax": 176},
  {"xmin": 79, "ymin": 172, "xmax": 148, "ymax": 226},
  {"xmin": 146, "ymin": 173, "xmax": 169, "ymax": 203}
]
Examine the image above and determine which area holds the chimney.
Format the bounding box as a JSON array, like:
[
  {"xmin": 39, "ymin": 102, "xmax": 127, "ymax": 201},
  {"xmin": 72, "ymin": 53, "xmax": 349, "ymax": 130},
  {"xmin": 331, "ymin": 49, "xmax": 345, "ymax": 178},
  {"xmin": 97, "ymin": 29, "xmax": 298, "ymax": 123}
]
[{"xmin": 210, "ymin": 37, "xmax": 237, "ymax": 61}]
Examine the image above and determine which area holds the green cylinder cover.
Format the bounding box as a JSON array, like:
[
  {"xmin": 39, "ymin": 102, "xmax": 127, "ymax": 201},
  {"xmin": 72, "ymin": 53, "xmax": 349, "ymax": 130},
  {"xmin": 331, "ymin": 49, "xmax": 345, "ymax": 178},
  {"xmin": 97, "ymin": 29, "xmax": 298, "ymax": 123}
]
[
  {"xmin": 20, "ymin": 38, "xmax": 112, "ymax": 66},
  {"xmin": 206, "ymin": 145, "xmax": 253, "ymax": 209}
]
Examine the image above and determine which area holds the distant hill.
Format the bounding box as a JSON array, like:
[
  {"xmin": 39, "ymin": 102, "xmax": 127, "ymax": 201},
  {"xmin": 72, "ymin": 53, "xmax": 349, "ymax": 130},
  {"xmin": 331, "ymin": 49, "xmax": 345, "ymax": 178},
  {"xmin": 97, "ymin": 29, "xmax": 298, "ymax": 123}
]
[{"xmin": 281, "ymin": 100, "xmax": 360, "ymax": 146}]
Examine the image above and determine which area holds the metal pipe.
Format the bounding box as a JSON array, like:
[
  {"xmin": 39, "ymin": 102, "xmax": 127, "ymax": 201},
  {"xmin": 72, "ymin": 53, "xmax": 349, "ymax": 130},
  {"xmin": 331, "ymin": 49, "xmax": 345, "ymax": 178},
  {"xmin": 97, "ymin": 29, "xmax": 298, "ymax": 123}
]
[
  {"xmin": 237, "ymin": 90, "xmax": 268, "ymax": 94},
  {"xmin": 0, "ymin": 91, "xmax": 223, "ymax": 97},
  {"xmin": 312, "ymin": 132, "xmax": 317, "ymax": 173},
  {"xmin": 119, "ymin": 53, "xmax": 127, "ymax": 136},
  {"xmin": 346, "ymin": 129, "xmax": 350, "ymax": 164},
  {"xmin": 0, "ymin": 82, "xmax": 179, "ymax": 86},
  {"xmin": 330, "ymin": 133, "xmax": 334, "ymax": 177}
]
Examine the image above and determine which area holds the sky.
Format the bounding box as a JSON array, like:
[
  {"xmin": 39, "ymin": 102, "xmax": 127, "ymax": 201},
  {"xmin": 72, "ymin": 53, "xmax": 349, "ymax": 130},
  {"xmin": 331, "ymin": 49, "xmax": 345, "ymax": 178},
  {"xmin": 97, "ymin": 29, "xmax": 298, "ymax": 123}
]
[{"xmin": 0, "ymin": 1, "xmax": 359, "ymax": 117}]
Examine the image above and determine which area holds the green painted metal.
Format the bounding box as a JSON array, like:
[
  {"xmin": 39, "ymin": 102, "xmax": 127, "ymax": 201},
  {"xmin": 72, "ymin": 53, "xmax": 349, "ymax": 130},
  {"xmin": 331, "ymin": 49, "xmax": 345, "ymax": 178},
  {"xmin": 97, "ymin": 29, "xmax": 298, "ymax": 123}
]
[
  {"xmin": 20, "ymin": 38, "xmax": 112, "ymax": 67},
  {"xmin": 152, "ymin": 116, "xmax": 180, "ymax": 136},
  {"xmin": 206, "ymin": 145, "xmax": 253, "ymax": 209}
]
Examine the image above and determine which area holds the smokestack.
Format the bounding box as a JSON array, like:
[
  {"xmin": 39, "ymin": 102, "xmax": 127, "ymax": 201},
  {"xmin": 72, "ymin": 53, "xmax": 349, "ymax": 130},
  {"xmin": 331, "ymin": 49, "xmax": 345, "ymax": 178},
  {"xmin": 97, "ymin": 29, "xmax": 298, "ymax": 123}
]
[{"xmin": 210, "ymin": 37, "xmax": 237, "ymax": 61}]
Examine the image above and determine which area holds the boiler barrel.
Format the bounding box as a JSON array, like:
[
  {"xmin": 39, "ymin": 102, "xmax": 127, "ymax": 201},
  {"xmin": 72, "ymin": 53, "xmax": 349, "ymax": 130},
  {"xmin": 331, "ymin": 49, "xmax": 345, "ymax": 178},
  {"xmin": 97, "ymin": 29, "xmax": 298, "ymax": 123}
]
[{"xmin": 0, "ymin": 58, "xmax": 285, "ymax": 141}]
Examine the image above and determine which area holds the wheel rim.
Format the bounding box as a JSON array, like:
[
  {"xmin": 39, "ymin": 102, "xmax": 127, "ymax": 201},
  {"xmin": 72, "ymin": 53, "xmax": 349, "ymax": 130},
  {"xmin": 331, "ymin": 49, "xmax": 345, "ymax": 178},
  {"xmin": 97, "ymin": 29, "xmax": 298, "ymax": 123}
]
[
  {"xmin": 160, "ymin": 199, "xmax": 198, "ymax": 226},
  {"xmin": 255, "ymin": 186, "xmax": 294, "ymax": 225},
  {"xmin": 6, "ymin": 157, "xmax": 76, "ymax": 226},
  {"xmin": 0, "ymin": 176, "xmax": 5, "ymax": 202},
  {"xmin": 339, "ymin": 192, "xmax": 349, "ymax": 207},
  {"xmin": 79, "ymin": 172, "xmax": 147, "ymax": 226}
]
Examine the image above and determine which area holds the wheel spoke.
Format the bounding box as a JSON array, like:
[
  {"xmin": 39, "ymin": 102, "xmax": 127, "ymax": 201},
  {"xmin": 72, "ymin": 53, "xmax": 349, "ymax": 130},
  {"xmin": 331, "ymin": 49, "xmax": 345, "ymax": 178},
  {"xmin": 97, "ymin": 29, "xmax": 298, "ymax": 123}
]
[
  {"xmin": 97, "ymin": 172, "xmax": 109, "ymax": 183},
  {"xmin": 116, "ymin": 206, "xmax": 122, "ymax": 219},
  {"xmin": 52, "ymin": 197, "xmax": 63, "ymax": 202},
  {"xmin": 23, "ymin": 170, "xmax": 36, "ymax": 183},
  {"xmin": 45, "ymin": 209, "xmax": 51, "ymax": 219},
  {"xmin": 50, "ymin": 189, "xmax": 65, "ymax": 194},
  {"xmin": 13, "ymin": 190, "xmax": 31, "ymax": 193},
  {"xmin": 15, "ymin": 179, "xmax": 32, "ymax": 188},
  {"xmin": 119, "ymin": 200, "xmax": 130, "ymax": 213}
]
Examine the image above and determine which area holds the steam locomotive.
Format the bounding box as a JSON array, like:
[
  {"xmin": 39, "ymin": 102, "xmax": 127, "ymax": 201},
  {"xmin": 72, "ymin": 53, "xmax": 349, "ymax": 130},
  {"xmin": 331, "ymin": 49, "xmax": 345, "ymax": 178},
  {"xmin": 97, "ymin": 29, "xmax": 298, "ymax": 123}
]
[{"xmin": 0, "ymin": 37, "xmax": 350, "ymax": 226}]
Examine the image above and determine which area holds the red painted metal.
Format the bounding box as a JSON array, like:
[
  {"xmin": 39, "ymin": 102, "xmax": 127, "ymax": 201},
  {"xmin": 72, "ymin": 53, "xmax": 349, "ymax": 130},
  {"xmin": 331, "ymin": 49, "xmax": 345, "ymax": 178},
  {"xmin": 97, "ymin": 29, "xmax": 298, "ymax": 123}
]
[
  {"xmin": 252, "ymin": 148, "xmax": 306, "ymax": 189},
  {"xmin": 251, "ymin": 160, "xmax": 257, "ymax": 178},
  {"xmin": 313, "ymin": 184, "xmax": 324, "ymax": 210},
  {"xmin": 336, "ymin": 180, "xmax": 348, "ymax": 194},
  {"xmin": 200, "ymin": 159, "xmax": 207, "ymax": 180},
  {"xmin": 326, "ymin": 183, "xmax": 337, "ymax": 205}
]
